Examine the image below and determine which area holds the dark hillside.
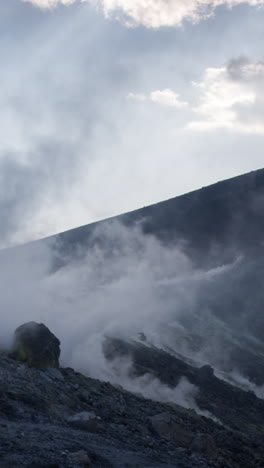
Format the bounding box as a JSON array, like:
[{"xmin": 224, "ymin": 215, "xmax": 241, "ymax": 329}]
[
  {"xmin": 41, "ymin": 169, "xmax": 264, "ymax": 270},
  {"xmin": 45, "ymin": 169, "xmax": 264, "ymax": 384}
]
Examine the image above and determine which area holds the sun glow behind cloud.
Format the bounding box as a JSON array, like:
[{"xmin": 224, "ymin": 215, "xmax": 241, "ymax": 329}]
[
  {"xmin": 128, "ymin": 89, "xmax": 188, "ymax": 109},
  {"xmin": 22, "ymin": 0, "xmax": 264, "ymax": 28},
  {"xmin": 128, "ymin": 58, "xmax": 264, "ymax": 134},
  {"xmin": 188, "ymin": 61, "xmax": 264, "ymax": 133}
]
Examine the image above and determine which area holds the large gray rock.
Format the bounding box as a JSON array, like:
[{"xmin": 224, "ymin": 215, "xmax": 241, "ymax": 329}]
[
  {"xmin": 190, "ymin": 433, "xmax": 218, "ymax": 458},
  {"xmin": 151, "ymin": 413, "xmax": 193, "ymax": 448},
  {"xmin": 11, "ymin": 322, "xmax": 60, "ymax": 369},
  {"xmin": 67, "ymin": 411, "xmax": 101, "ymax": 432},
  {"xmin": 67, "ymin": 450, "xmax": 92, "ymax": 467}
]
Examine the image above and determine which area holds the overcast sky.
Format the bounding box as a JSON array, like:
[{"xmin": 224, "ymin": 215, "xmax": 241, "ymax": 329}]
[{"xmin": 1, "ymin": 0, "xmax": 264, "ymax": 247}]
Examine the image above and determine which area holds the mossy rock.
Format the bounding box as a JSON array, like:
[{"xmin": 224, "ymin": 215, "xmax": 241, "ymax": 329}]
[{"xmin": 11, "ymin": 322, "xmax": 60, "ymax": 369}]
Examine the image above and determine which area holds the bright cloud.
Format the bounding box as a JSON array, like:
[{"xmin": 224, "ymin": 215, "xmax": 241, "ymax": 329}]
[
  {"xmin": 22, "ymin": 0, "xmax": 75, "ymax": 7},
  {"xmin": 128, "ymin": 58, "xmax": 264, "ymax": 134},
  {"xmin": 188, "ymin": 58, "xmax": 264, "ymax": 133},
  {"xmin": 128, "ymin": 89, "xmax": 188, "ymax": 109},
  {"xmin": 22, "ymin": 0, "xmax": 264, "ymax": 28}
]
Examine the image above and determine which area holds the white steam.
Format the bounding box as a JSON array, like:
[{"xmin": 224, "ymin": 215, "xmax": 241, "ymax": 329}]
[
  {"xmin": 0, "ymin": 221, "xmax": 257, "ymax": 415},
  {"xmin": 216, "ymin": 369, "xmax": 264, "ymax": 399}
]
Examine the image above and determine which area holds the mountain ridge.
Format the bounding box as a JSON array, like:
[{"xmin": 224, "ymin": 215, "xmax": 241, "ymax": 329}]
[
  {"xmin": 46, "ymin": 167, "xmax": 264, "ymax": 268},
  {"xmin": 4, "ymin": 168, "xmax": 264, "ymax": 255}
]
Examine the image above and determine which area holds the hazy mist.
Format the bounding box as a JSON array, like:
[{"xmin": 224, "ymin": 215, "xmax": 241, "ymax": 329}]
[{"xmin": 1, "ymin": 220, "xmax": 263, "ymax": 413}]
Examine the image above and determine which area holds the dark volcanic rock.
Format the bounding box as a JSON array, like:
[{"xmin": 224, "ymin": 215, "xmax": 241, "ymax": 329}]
[
  {"xmin": 190, "ymin": 434, "xmax": 218, "ymax": 458},
  {"xmin": 199, "ymin": 365, "xmax": 214, "ymax": 380},
  {"xmin": 0, "ymin": 348, "xmax": 264, "ymax": 468},
  {"xmin": 151, "ymin": 413, "xmax": 193, "ymax": 448},
  {"xmin": 11, "ymin": 322, "xmax": 61, "ymax": 369},
  {"xmin": 103, "ymin": 337, "xmax": 264, "ymax": 436},
  {"xmin": 49, "ymin": 168, "xmax": 264, "ymax": 265},
  {"xmin": 67, "ymin": 411, "xmax": 101, "ymax": 432},
  {"xmin": 67, "ymin": 450, "xmax": 92, "ymax": 466}
]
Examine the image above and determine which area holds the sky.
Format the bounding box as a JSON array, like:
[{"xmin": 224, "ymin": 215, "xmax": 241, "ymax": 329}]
[{"xmin": 1, "ymin": 0, "xmax": 264, "ymax": 247}]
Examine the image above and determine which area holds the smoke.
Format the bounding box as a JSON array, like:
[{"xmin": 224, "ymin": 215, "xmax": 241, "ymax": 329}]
[
  {"xmin": 216, "ymin": 369, "xmax": 264, "ymax": 399},
  {"xmin": 0, "ymin": 220, "xmax": 261, "ymax": 415},
  {"xmin": 230, "ymin": 372, "xmax": 264, "ymax": 399},
  {"xmin": 102, "ymin": 356, "xmax": 222, "ymax": 422},
  {"xmin": 91, "ymin": 350, "xmax": 200, "ymax": 409},
  {"xmin": 0, "ymin": 220, "xmax": 192, "ymax": 353}
]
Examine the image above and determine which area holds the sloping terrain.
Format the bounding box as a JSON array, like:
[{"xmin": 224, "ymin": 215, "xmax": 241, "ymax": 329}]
[
  {"xmin": 1, "ymin": 169, "xmax": 264, "ymax": 467},
  {"xmin": 103, "ymin": 337, "xmax": 264, "ymax": 435},
  {"xmin": 0, "ymin": 349, "xmax": 264, "ymax": 468},
  {"xmin": 45, "ymin": 168, "xmax": 264, "ymax": 385},
  {"xmin": 51, "ymin": 168, "xmax": 264, "ymax": 265}
]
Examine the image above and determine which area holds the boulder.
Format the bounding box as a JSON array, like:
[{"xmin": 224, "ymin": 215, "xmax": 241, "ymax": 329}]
[
  {"xmin": 151, "ymin": 413, "xmax": 193, "ymax": 448},
  {"xmin": 11, "ymin": 322, "xmax": 60, "ymax": 369},
  {"xmin": 67, "ymin": 411, "xmax": 101, "ymax": 432},
  {"xmin": 199, "ymin": 365, "xmax": 214, "ymax": 380},
  {"xmin": 68, "ymin": 450, "xmax": 92, "ymax": 467},
  {"xmin": 190, "ymin": 433, "xmax": 218, "ymax": 458}
]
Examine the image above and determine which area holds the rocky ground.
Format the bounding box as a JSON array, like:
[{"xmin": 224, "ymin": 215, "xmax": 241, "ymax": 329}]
[
  {"xmin": 104, "ymin": 337, "xmax": 264, "ymax": 436},
  {"xmin": 1, "ymin": 348, "xmax": 264, "ymax": 468}
]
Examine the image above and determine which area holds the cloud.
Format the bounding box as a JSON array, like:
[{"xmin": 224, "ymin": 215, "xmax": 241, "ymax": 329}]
[
  {"xmin": 0, "ymin": 2, "xmax": 139, "ymax": 248},
  {"xmin": 128, "ymin": 89, "xmax": 188, "ymax": 109},
  {"xmin": 22, "ymin": 0, "xmax": 75, "ymax": 7},
  {"xmin": 3, "ymin": 0, "xmax": 264, "ymax": 249},
  {"xmin": 227, "ymin": 56, "xmax": 264, "ymax": 81},
  {"xmin": 188, "ymin": 57, "xmax": 264, "ymax": 133},
  {"xmin": 21, "ymin": 0, "xmax": 264, "ymax": 28},
  {"xmin": 128, "ymin": 57, "xmax": 264, "ymax": 134},
  {"xmin": 0, "ymin": 138, "xmax": 88, "ymax": 248}
]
